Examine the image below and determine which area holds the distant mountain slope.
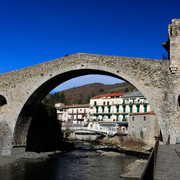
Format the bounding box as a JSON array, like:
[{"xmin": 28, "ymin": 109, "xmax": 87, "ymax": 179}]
[{"xmin": 43, "ymin": 82, "xmax": 135, "ymax": 105}]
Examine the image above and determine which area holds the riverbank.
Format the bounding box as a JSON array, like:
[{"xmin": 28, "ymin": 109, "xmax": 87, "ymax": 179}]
[
  {"xmin": 0, "ymin": 150, "xmax": 62, "ymax": 166},
  {"xmin": 74, "ymin": 139, "xmax": 150, "ymax": 158},
  {"xmin": 120, "ymin": 159, "xmax": 148, "ymax": 179},
  {"xmin": 73, "ymin": 140, "xmax": 149, "ymax": 179}
]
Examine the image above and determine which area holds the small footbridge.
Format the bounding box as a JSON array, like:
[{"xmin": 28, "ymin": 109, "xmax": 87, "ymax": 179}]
[{"xmin": 61, "ymin": 126, "xmax": 116, "ymax": 136}]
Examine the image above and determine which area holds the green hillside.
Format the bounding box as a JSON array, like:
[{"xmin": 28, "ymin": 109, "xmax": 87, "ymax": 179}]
[{"xmin": 43, "ymin": 82, "xmax": 135, "ymax": 106}]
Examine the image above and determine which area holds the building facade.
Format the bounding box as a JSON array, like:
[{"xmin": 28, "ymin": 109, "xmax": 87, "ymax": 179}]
[
  {"xmin": 56, "ymin": 91, "xmax": 159, "ymax": 145},
  {"xmin": 89, "ymin": 93, "xmax": 125, "ymax": 122},
  {"xmin": 121, "ymin": 91, "xmax": 151, "ymax": 120},
  {"xmin": 55, "ymin": 103, "xmax": 89, "ymax": 125},
  {"xmin": 89, "ymin": 91, "xmax": 151, "ymax": 122},
  {"xmin": 128, "ymin": 112, "xmax": 160, "ymax": 146}
]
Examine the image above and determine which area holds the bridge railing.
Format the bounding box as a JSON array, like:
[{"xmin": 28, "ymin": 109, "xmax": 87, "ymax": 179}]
[{"xmin": 140, "ymin": 136, "xmax": 159, "ymax": 180}]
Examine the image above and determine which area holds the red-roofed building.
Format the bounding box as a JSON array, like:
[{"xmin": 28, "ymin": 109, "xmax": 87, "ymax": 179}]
[
  {"xmin": 91, "ymin": 93, "xmax": 124, "ymax": 99},
  {"xmin": 89, "ymin": 93, "xmax": 125, "ymax": 122}
]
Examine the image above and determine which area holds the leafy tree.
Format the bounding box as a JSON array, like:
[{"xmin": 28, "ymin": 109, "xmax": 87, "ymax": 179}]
[
  {"xmin": 59, "ymin": 92, "xmax": 66, "ymax": 104},
  {"xmin": 42, "ymin": 92, "xmax": 66, "ymax": 105},
  {"xmin": 78, "ymin": 94, "xmax": 83, "ymax": 104},
  {"xmin": 99, "ymin": 88, "xmax": 104, "ymax": 93},
  {"xmin": 78, "ymin": 99, "xmax": 82, "ymax": 104},
  {"xmin": 85, "ymin": 96, "xmax": 91, "ymax": 104},
  {"xmin": 91, "ymin": 92, "xmax": 95, "ymax": 98},
  {"xmin": 125, "ymin": 88, "xmax": 129, "ymax": 93},
  {"xmin": 140, "ymin": 129, "xmax": 144, "ymax": 141}
]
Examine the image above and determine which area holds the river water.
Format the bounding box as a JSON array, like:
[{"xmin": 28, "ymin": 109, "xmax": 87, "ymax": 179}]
[{"xmin": 0, "ymin": 148, "xmax": 138, "ymax": 180}]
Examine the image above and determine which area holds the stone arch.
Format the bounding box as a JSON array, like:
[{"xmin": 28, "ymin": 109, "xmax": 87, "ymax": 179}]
[
  {"xmin": 178, "ymin": 95, "xmax": 180, "ymax": 111},
  {"xmin": 0, "ymin": 95, "xmax": 7, "ymax": 106},
  {"xmin": 12, "ymin": 67, "xmax": 159, "ymax": 147},
  {"xmin": 0, "ymin": 95, "xmax": 7, "ymax": 112}
]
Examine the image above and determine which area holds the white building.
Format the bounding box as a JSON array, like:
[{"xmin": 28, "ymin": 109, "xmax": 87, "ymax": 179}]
[
  {"xmin": 121, "ymin": 91, "xmax": 151, "ymax": 120},
  {"xmin": 55, "ymin": 103, "xmax": 89, "ymax": 125},
  {"xmin": 89, "ymin": 91, "xmax": 151, "ymax": 122},
  {"xmin": 89, "ymin": 91, "xmax": 153, "ymax": 135},
  {"xmin": 89, "ymin": 93, "xmax": 125, "ymax": 122}
]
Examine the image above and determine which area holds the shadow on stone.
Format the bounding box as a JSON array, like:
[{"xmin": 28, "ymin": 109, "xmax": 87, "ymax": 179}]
[{"xmin": 26, "ymin": 103, "xmax": 63, "ymax": 152}]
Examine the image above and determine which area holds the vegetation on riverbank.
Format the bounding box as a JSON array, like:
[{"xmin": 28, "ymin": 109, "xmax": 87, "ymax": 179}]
[{"xmin": 73, "ymin": 135, "xmax": 148, "ymax": 153}]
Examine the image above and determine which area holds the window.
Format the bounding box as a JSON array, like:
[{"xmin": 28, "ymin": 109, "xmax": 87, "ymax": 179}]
[
  {"xmin": 129, "ymin": 105, "xmax": 133, "ymax": 113},
  {"xmin": 116, "ymin": 105, "xmax": 119, "ymax": 113},
  {"xmin": 144, "ymin": 104, "xmax": 147, "ymax": 112},
  {"xmin": 108, "ymin": 106, "xmax": 111, "ymax": 113},
  {"xmin": 94, "ymin": 101, "xmax": 97, "ymax": 106},
  {"xmin": 132, "ymin": 117, "xmax": 135, "ymax": 121},
  {"xmin": 144, "ymin": 116, "xmax": 146, "ymax": 121},
  {"xmin": 103, "ymin": 102, "xmax": 105, "ymax": 105},
  {"xmin": 107, "ymin": 101, "xmax": 109, "ymax": 105},
  {"xmin": 102, "ymin": 106, "xmax": 105, "ymax": 113},
  {"xmin": 122, "ymin": 114, "xmax": 126, "ymax": 121},
  {"xmin": 96, "ymin": 107, "xmax": 98, "ymax": 113},
  {"xmin": 123, "ymin": 105, "xmax": 126, "ymax": 113},
  {"xmin": 136, "ymin": 104, "xmax": 140, "ymax": 112}
]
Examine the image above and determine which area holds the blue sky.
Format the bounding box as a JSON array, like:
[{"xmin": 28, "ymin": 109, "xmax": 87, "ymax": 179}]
[{"xmin": 0, "ymin": 0, "xmax": 180, "ymax": 92}]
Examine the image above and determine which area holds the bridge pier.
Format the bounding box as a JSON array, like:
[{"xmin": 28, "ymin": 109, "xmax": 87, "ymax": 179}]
[
  {"xmin": 0, "ymin": 137, "xmax": 12, "ymax": 156},
  {"xmin": 0, "ymin": 121, "xmax": 13, "ymax": 156}
]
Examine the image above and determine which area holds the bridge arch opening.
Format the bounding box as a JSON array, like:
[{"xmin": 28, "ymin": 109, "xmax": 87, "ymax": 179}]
[
  {"xmin": 178, "ymin": 95, "xmax": 180, "ymax": 110},
  {"xmin": 13, "ymin": 68, "xmax": 159, "ymax": 150},
  {"xmin": 0, "ymin": 95, "xmax": 7, "ymax": 106},
  {"xmin": 0, "ymin": 95, "xmax": 7, "ymax": 112}
]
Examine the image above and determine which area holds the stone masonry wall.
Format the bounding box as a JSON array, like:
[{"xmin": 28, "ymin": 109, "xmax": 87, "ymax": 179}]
[
  {"xmin": 169, "ymin": 19, "xmax": 180, "ymax": 73},
  {"xmin": 0, "ymin": 52, "xmax": 179, "ymax": 155}
]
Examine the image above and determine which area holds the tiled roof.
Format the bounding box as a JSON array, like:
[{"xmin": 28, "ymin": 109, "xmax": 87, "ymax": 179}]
[
  {"xmin": 56, "ymin": 104, "xmax": 89, "ymax": 109},
  {"xmin": 122, "ymin": 91, "xmax": 144, "ymax": 98},
  {"xmin": 91, "ymin": 93, "xmax": 124, "ymax": 99}
]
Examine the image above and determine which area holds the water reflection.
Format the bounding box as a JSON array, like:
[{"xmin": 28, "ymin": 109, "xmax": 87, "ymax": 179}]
[{"xmin": 0, "ymin": 150, "xmax": 137, "ymax": 180}]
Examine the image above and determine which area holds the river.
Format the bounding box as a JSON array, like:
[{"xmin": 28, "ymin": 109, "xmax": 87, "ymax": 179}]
[{"xmin": 0, "ymin": 148, "xmax": 138, "ymax": 180}]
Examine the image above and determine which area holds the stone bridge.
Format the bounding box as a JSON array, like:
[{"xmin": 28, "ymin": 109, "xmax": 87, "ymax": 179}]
[{"xmin": 1, "ymin": 19, "xmax": 180, "ymax": 156}]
